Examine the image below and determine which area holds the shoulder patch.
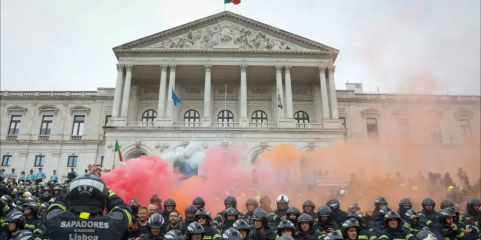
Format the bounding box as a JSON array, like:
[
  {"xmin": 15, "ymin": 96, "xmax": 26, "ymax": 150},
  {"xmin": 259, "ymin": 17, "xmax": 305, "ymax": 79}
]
[
  {"xmin": 107, "ymin": 211, "xmax": 124, "ymax": 220},
  {"xmin": 47, "ymin": 209, "xmax": 66, "ymax": 220}
]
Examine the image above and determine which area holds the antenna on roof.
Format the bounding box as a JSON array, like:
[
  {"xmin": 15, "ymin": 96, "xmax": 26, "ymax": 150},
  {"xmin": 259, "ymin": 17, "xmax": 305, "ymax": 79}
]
[
  {"xmin": 346, "ymin": 80, "xmax": 349, "ymax": 84},
  {"xmin": 376, "ymin": 87, "xmax": 380, "ymax": 94},
  {"xmin": 446, "ymin": 87, "xmax": 449, "ymax": 95}
]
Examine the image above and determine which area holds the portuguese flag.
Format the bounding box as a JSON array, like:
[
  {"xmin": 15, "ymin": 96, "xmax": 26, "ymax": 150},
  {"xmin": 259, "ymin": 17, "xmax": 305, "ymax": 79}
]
[
  {"xmin": 225, "ymin": 0, "xmax": 241, "ymax": 4},
  {"xmin": 115, "ymin": 140, "xmax": 123, "ymax": 162}
]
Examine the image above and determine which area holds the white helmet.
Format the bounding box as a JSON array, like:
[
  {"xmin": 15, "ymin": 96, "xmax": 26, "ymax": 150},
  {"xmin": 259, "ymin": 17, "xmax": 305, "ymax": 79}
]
[
  {"xmin": 276, "ymin": 194, "xmax": 289, "ymax": 204},
  {"xmin": 339, "ymin": 189, "xmax": 347, "ymax": 195},
  {"xmin": 23, "ymin": 191, "xmax": 32, "ymax": 199}
]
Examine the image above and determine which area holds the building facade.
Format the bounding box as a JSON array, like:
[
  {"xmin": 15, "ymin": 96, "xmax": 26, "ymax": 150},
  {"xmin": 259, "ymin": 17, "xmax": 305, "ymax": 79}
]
[{"xmin": 1, "ymin": 12, "xmax": 479, "ymax": 180}]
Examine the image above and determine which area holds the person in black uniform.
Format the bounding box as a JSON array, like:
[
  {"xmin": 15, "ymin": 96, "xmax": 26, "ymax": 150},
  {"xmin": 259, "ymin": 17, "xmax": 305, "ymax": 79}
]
[
  {"xmin": 341, "ymin": 219, "xmax": 361, "ymax": 240},
  {"xmin": 193, "ymin": 197, "xmax": 206, "ymax": 210},
  {"xmin": 276, "ymin": 219, "xmax": 296, "ymax": 238},
  {"xmin": 296, "ymin": 213, "xmax": 322, "ymax": 240},
  {"xmin": 163, "ymin": 198, "xmax": 183, "ymax": 222},
  {"xmin": 302, "ymin": 200, "xmax": 317, "ymax": 220},
  {"xmin": 166, "ymin": 229, "xmax": 185, "ymax": 240},
  {"xmin": 215, "ymin": 196, "xmax": 244, "ymax": 223},
  {"xmin": 40, "ymin": 163, "xmax": 132, "ymax": 240},
  {"xmin": 122, "ymin": 216, "xmax": 141, "ymax": 240},
  {"xmin": 4, "ymin": 211, "xmax": 33, "ymax": 240},
  {"xmin": 397, "ymin": 198, "xmax": 412, "ymax": 222},
  {"xmin": 217, "ymin": 207, "xmax": 239, "ymax": 234},
  {"xmin": 195, "ymin": 208, "xmax": 221, "ymax": 240},
  {"xmin": 251, "ymin": 208, "xmax": 276, "ymax": 240},
  {"xmin": 222, "ymin": 228, "xmax": 243, "ymax": 240},
  {"xmin": 186, "ymin": 222, "xmax": 204, "ymax": 240},
  {"xmin": 314, "ymin": 206, "xmax": 339, "ymax": 234},
  {"xmin": 269, "ymin": 195, "xmax": 289, "ymax": 230},
  {"xmin": 181, "ymin": 205, "xmax": 198, "ymax": 235},
  {"xmin": 140, "ymin": 213, "xmax": 165, "ymax": 240},
  {"xmin": 233, "ymin": 219, "xmax": 251, "ymax": 240},
  {"xmin": 419, "ymin": 198, "xmax": 440, "ymax": 224},
  {"xmin": 244, "ymin": 198, "xmax": 258, "ymax": 224},
  {"xmin": 378, "ymin": 211, "xmax": 414, "ymax": 240},
  {"xmin": 286, "ymin": 207, "xmax": 300, "ymax": 230}
]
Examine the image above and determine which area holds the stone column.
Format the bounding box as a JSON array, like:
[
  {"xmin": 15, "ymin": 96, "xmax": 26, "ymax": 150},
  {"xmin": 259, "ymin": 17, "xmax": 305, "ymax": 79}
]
[
  {"xmin": 203, "ymin": 65, "xmax": 212, "ymax": 127},
  {"xmin": 165, "ymin": 65, "xmax": 176, "ymax": 119},
  {"xmin": 112, "ymin": 64, "xmax": 124, "ymax": 118},
  {"xmin": 120, "ymin": 65, "xmax": 133, "ymax": 119},
  {"xmin": 319, "ymin": 66, "xmax": 330, "ymax": 119},
  {"xmin": 157, "ymin": 65, "xmax": 168, "ymax": 118},
  {"xmin": 275, "ymin": 66, "xmax": 285, "ymax": 120},
  {"xmin": 327, "ymin": 66, "xmax": 339, "ymax": 119},
  {"xmin": 239, "ymin": 65, "xmax": 248, "ymax": 127},
  {"xmin": 284, "ymin": 66, "xmax": 294, "ymax": 118}
]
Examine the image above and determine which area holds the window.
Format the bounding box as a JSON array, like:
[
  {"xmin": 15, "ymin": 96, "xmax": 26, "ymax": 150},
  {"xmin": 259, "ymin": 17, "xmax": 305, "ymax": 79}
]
[
  {"xmin": 34, "ymin": 156, "xmax": 45, "ymax": 167},
  {"xmin": 184, "ymin": 110, "xmax": 200, "ymax": 123},
  {"xmin": 251, "ymin": 110, "xmax": 268, "ymax": 123},
  {"xmin": 142, "ymin": 110, "xmax": 157, "ymax": 122},
  {"xmin": 39, "ymin": 115, "xmax": 53, "ymax": 135},
  {"xmin": 1, "ymin": 155, "xmax": 12, "ymax": 167},
  {"xmin": 398, "ymin": 118, "xmax": 409, "ymax": 134},
  {"xmin": 339, "ymin": 117, "xmax": 346, "ymax": 129},
  {"xmin": 72, "ymin": 115, "xmax": 85, "ymax": 135},
  {"xmin": 459, "ymin": 119, "xmax": 472, "ymax": 138},
  {"xmin": 100, "ymin": 156, "xmax": 104, "ymax": 167},
  {"xmin": 430, "ymin": 122, "xmax": 442, "ymax": 143},
  {"xmin": 218, "ymin": 110, "xmax": 234, "ymax": 123},
  {"xmin": 366, "ymin": 118, "xmax": 379, "ymax": 139},
  {"xmin": 294, "ymin": 111, "xmax": 309, "ymax": 124},
  {"xmin": 68, "ymin": 156, "xmax": 78, "ymax": 167},
  {"xmin": 8, "ymin": 115, "xmax": 22, "ymax": 135}
]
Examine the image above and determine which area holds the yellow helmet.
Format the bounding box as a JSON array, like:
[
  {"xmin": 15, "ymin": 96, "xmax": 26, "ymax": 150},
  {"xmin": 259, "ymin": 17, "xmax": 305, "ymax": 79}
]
[
  {"xmin": 400, "ymin": 183, "xmax": 405, "ymax": 187},
  {"xmin": 255, "ymin": 196, "xmax": 261, "ymax": 202},
  {"xmin": 447, "ymin": 186, "xmax": 454, "ymax": 192}
]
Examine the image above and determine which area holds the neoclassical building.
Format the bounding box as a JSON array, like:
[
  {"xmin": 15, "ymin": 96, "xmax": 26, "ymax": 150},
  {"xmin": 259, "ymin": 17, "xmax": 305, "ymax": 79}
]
[{"xmin": 1, "ymin": 11, "xmax": 479, "ymax": 180}]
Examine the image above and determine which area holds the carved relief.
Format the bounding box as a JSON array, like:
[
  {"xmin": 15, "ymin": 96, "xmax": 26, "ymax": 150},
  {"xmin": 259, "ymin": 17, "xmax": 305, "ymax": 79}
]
[
  {"xmin": 138, "ymin": 84, "xmax": 159, "ymax": 95},
  {"xmin": 146, "ymin": 21, "xmax": 304, "ymax": 50},
  {"xmin": 185, "ymin": 86, "xmax": 202, "ymax": 94},
  {"xmin": 250, "ymin": 87, "xmax": 267, "ymax": 94}
]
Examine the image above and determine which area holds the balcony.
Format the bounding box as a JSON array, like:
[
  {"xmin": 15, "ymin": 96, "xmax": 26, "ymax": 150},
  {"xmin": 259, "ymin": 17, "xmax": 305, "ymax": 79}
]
[
  {"xmin": 249, "ymin": 122, "xmax": 277, "ymax": 128},
  {"xmin": 174, "ymin": 122, "xmax": 201, "ymax": 127},
  {"xmin": 6, "ymin": 135, "xmax": 17, "ymax": 140},
  {"xmin": 296, "ymin": 123, "xmax": 323, "ymax": 128},
  {"xmin": 211, "ymin": 122, "xmax": 239, "ymax": 128},
  {"xmin": 127, "ymin": 121, "xmax": 154, "ymax": 127},
  {"xmin": 38, "ymin": 135, "xmax": 50, "ymax": 140},
  {"xmin": 70, "ymin": 135, "xmax": 82, "ymax": 140}
]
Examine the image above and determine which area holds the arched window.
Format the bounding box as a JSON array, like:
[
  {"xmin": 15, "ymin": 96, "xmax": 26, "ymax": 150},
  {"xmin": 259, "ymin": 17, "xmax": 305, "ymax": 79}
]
[
  {"xmin": 251, "ymin": 110, "xmax": 268, "ymax": 123},
  {"xmin": 142, "ymin": 110, "xmax": 157, "ymax": 126},
  {"xmin": 294, "ymin": 111, "xmax": 309, "ymax": 127},
  {"xmin": 184, "ymin": 110, "xmax": 201, "ymax": 127},
  {"xmin": 218, "ymin": 110, "xmax": 234, "ymax": 123}
]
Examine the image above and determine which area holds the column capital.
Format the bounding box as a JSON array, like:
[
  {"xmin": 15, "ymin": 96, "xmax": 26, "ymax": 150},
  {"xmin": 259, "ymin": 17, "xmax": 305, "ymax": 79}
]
[
  {"xmin": 284, "ymin": 65, "xmax": 292, "ymax": 72},
  {"xmin": 319, "ymin": 66, "xmax": 328, "ymax": 73},
  {"xmin": 275, "ymin": 65, "xmax": 283, "ymax": 73},
  {"xmin": 169, "ymin": 64, "xmax": 177, "ymax": 72},
  {"xmin": 125, "ymin": 65, "xmax": 133, "ymax": 72},
  {"xmin": 240, "ymin": 64, "xmax": 248, "ymax": 72},
  {"xmin": 204, "ymin": 64, "xmax": 212, "ymax": 72},
  {"xmin": 116, "ymin": 64, "xmax": 124, "ymax": 71},
  {"xmin": 327, "ymin": 66, "xmax": 336, "ymax": 73},
  {"xmin": 160, "ymin": 64, "xmax": 169, "ymax": 71}
]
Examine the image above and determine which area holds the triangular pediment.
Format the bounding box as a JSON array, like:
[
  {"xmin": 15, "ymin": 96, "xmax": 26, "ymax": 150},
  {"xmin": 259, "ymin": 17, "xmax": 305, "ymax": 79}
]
[
  {"xmin": 38, "ymin": 105, "xmax": 59, "ymax": 115},
  {"xmin": 113, "ymin": 11, "xmax": 338, "ymax": 55},
  {"xmin": 7, "ymin": 105, "xmax": 28, "ymax": 115}
]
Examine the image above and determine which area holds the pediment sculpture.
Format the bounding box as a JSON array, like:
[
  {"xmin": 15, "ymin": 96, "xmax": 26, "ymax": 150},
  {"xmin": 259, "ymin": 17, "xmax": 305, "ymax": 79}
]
[{"xmin": 146, "ymin": 21, "xmax": 304, "ymax": 50}]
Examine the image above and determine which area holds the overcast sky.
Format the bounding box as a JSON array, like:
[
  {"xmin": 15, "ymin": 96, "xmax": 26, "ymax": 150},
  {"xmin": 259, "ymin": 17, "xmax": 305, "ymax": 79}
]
[{"xmin": 1, "ymin": 0, "xmax": 480, "ymax": 95}]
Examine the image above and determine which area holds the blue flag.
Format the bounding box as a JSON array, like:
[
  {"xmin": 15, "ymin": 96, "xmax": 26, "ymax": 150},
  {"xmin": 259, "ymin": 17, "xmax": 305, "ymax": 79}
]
[{"xmin": 172, "ymin": 88, "xmax": 181, "ymax": 106}]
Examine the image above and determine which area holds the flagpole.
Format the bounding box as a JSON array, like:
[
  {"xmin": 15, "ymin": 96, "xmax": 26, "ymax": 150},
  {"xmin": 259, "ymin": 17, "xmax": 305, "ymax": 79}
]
[
  {"xmin": 224, "ymin": 84, "xmax": 227, "ymax": 126},
  {"xmin": 112, "ymin": 139, "xmax": 116, "ymax": 170}
]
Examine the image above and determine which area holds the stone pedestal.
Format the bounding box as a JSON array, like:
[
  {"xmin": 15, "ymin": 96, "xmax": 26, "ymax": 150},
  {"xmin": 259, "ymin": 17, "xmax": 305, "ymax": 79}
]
[
  {"xmin": 109, "ymin": 117, "xmax": 126, "ymax": 127},
  {"xmin": 278, "ymin": 118, "xmax": 296, "ymax": 128},
  {"xmin": 239, "ymin": 118, "xmax": 249, "ymax": 127},
  {"xmin": 323, "ymin": 119, "xmax": 343, "ymax": 129},
  {"xmin": 155, "ymin": 118, "xmax": 173, "ymax": 127},
  {"xmin": 202, "ymin": 118, "xmax": 212, "ymax": 127}
]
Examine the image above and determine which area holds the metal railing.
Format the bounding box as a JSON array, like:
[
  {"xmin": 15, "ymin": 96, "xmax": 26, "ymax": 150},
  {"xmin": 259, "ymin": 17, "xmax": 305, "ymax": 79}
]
[
  {"xmin": 174, "ymin": 122, "xmax": 202, "ymax": 127},
  {"xmin": 127, "ymin": 121, "xmax": 154, "ymax": 127},
  {"xmin": 211, "ymin": 122, "xmax": 239, "ymax": 128},
  {"xmin": 296, "ymin": 123, "xmax": 323, "ymax": 128},
  {"xmin": 249, "ymin": 122, "xmax": 277, "ymax": 128}
]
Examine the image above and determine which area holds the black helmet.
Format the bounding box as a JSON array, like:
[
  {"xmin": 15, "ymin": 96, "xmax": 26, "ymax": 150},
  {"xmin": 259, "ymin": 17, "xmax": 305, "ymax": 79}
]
[
  {"xmin": 164, "ymin": 198, "xmax": 177, "ymax": 209},
  {"xmin": 302, "ymin": 200, "xmax": 316, "ymax": 211},
  {"xmin": 68, "ymin": 173, "xmax": 108, "ymax": 213},
  {"xmin": 195, "ymin": 208, "xmax": 212, "ymax": 224},
  {"xmin": 1, "ymin": 195, "xmax": 13, "ymax": 204},
  {"xmin": 383, "ymin": 211, "xmax": 401, "ymax": 228},
  {"xmin": 347, "ymin": 203, "xmax": 360, "ymax": 212},
  {"xmin": 379, "ymin": 206, "xmax": 392, "ymax": 216},
  {"xmin": 252, "ymin": 208, "xmax": 269, "ymax": 228},
  {"xmin": 222, "ymin": 228, "xmax": 242, "ymax": 240},
  {"xmin": 466, "ymin": 199, "xmax": 481, "ymax": 215},
  {"xmin": 398, "ymin": 198, "xmax": 412, "ymax": 209},
  {"xmin": 326, "ymin": 199, "xmax": 340, "ymax": 210},
  {"xmin": 187, "ymin": 221, "xmax": 204, "ymax": 234},
  {"xmin": 421, "ymin": 198, "xmax": 436, "ymax": 210},
  {"xmin": 324, "ymin": 231, "xmax": 344, "ymax": 240},
  {"xmin": 317, "ymin": 206, "xmax": 332, "ymax": 217},
  {"xmin": 298, "ymin": 213, "xmax": 313, "ymax": 223},
  {"xmin": 341, "ymin": 219, "xmax": 360, "ymax": 233},
  {"xmin": 233, "ymin": 219, "xmax": 250, "ymax": 230},
  {"xmin": 165, "ymin": 230, "xmax": 186, "ymax": 240},
  {"xmin": 287, "ymin": 206, "xmax": 300, "ymax": 217},
  {"xmin": 23, "ymin": 201, "xmax": 39, "ymax": 216},
  {"xmin": 374, "ymin": 197, "xmax": 388, "ymax": 209},
  {"xmin": 150, "ymin": 194, "xmax": 162, "ymax": 205},
  {"xmin": 440, "ymin": 199, "xmax": 454, "ymax": 209},
  {"xmin": 148, "ymin": 213, "xmax": 165, "ymax": 228},
  {"xmin": 404, "ymin": 209, "xmax": 418, "ymax": 220},
  {"xmin": 224, "ymin": 196, "xmax": 237, "ymax": 209},
  {"xmin": 415, "ymin": 230, "xmax": 438, "ymax": 240},
  {"xmin": 193, "ymin": 196, "xmax": 206, "ymax": 208},
  {"xmin": 5, "ymin": 211, "xmax": 25, "ymax": 229},
  {"xmin": 226, "ymin": 207, "xmax": 238, "ymax": 217},
  {"xmin": 277, "ymin": 236, "xmax": 295, "ymax": 240},
  {"xmin": 260, "ymin": 195, "xmax": 271, "ymax": 205},
  {"xmin": 347, "ymin": 211, "xmax": 363, "ymax": 225},
  {"xmin": 186, "ymin": 204, "xmax": 198, "ymax": 214},
  {"xmin": 277, "ymin": 219, "xmax": 296, "ymax": 235},
  {"xmin": 439, "ymin": 207, "xmax": 456, "ymax": 224},
  {"xmin": 246, "ymin": 198, "xmax": 259, "ymax": 209}
]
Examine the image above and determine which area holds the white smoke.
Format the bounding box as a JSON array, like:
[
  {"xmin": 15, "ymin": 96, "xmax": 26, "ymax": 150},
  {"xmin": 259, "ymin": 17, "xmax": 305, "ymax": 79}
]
[{"xmin": 161, "ymin": 141, "xmax": 206, "ymax": 170}]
